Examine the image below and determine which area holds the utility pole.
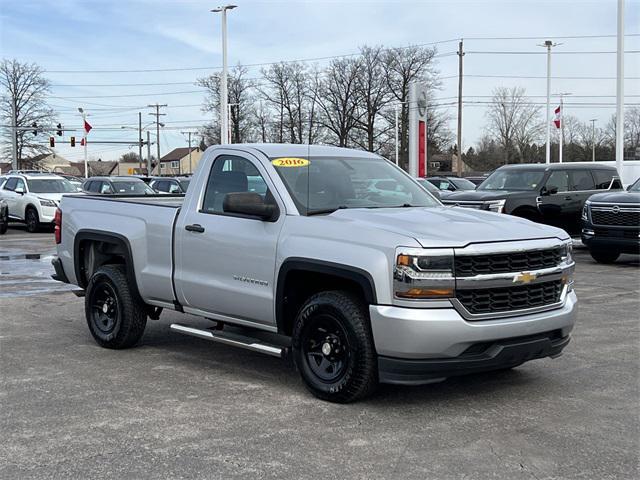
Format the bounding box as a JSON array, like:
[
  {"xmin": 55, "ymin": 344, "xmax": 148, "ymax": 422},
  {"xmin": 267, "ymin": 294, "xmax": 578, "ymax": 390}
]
[
  {"xmin": 148, "ymin": 104, "xmax": 167, "ymax": 166},
  {"xmin": 456, "ymin": 38, "xmax": 464, "ymax": 176},
  {"xmin": 615, "ymin": 0, "xmax": 625, "ymax": 183},
  {"xmin": 146, "ymin": 131, "xmax": 152, "ymax": 175},
  {"xmin": 11, "ymin": 96, "xmax": 18, "ymax": 170},
  {"xmin": 182, "ymin": 131, "xmax": 193, "ymax": 173},
  {"xmin": 590, "ymin": 119, "xmax": 597, "ymax": 162},
  {"xmin": 211, "ymin": 5, "xmax": 237, "ymax": 145},
  {"xmin": 539, "ymin": 40, "xmax": 559, "ymax": 164},
  {"xmin": 138, "ymin": 112, "xmax": 143, "ymax": 173}
]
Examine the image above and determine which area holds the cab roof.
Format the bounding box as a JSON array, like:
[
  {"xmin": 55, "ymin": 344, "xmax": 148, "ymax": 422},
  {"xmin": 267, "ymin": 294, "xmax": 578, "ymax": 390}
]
[
  {"xmin": 210, "ymin": 143, "xmax": 383, "ymax": 160},
  {"xmin": 498, "ymin": 162, "xmax": 617, "ymax": 171}
]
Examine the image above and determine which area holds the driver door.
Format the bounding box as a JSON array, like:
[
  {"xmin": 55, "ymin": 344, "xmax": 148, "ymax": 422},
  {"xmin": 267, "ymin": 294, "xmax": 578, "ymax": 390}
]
[
  {"xmin": 538, "ymin": 170, "xmax": 571, "ymax": 229},
  {"xmin": 174, "ymin": 152, "xmax": 285, "ymax": 328}
]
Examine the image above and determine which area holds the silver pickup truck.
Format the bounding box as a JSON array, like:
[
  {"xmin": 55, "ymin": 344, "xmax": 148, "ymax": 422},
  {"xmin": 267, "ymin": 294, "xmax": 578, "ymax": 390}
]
[{"xmin": 53, "ymin": 144, "xmax": 577, "ymax": 403}]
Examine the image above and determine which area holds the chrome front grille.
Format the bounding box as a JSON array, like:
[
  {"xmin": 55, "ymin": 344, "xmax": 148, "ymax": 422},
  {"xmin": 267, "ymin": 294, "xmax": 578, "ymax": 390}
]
[
  {"xmin": 454, "ymin": 248, "xmax": 562, "ymax": 277},
  {"xmin": 591, "ymin": 206, "xmax": 640, "ymax": 227},
  {"xmin": 457, "ymin": 280, "xmax": 563, "ymax": 315},
  {"xmin": 452, "ymin": 239, "xmax": 572, "ymax": 320}
]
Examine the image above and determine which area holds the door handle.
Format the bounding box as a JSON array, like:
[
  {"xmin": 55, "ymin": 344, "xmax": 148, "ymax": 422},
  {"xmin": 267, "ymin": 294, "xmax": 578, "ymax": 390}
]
[{"xmin": 185, "ymin": 224, "xmax": 205, "ymax": 233}]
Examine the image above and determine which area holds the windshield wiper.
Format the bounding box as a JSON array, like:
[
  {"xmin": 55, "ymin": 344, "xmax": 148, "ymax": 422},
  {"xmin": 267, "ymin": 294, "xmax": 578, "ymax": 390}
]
[{"xmin": 307, "ymin": 205, "xmax": 349, "ymax": 216}]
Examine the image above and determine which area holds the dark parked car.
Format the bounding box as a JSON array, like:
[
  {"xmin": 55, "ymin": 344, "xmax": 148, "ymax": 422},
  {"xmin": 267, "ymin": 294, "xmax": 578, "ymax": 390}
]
[
  {"xmin": 442, "ymin": 163, "xmax": 622, "ymax": 234},
  {"xmin": 0, "ymin": 198, "xmax": 8, "ymax": 234},
  {"xmin": 82, "ymin": 176, "xmax": 156, "ymax": 195},
  {"xmin": 581, "ymin": 177, "xmax": 640, "ymax": 263},
  {"xmin": 465, "ymin": 175, "xmax": 490, "ymax": 186},
  {"xmin": 426, "ymin": 176, "xmax": 477, "ymax": 192},
  {"xmin": 415, "ymin": 178, "xmax": 442, "ymax": 200},
  {"xmin": 149, "ymin": 176, "xmax": 191, "ymax": 194}
]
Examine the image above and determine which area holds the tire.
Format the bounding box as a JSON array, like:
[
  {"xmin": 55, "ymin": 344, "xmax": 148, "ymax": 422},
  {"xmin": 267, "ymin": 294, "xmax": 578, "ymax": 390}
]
[
  {"xmin": 25, "ymin": 207, "xmax": 40, "ymax": 233},
  {"xmin": 292, "ymin": 291, "xmax": 378, "ymax": 403},
  {"xmin": 85, "ymin": 264, "xmax": 147, "ymax": 349},
  {"xmin": 590, "ymin": 250, "xmax": 620, "ymax": 264},
  {"xmin": 513, "ymin": 208, "xmax": 542, "ymax": 223},
  {"xmin": 0, "ymin": 212, "xmax": 7, "ymax": 235}
]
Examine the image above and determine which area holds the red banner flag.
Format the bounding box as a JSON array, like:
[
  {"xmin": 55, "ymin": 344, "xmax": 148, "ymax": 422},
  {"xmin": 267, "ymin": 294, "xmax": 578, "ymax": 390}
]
[
  {"xmin": 80, "ymin": 137, "xmax": 86, "ymax": 146},
  {"xmin": 84, "ymin": 120, "xmax": 92, "ymax": 133},
  {"xmin": 553, "ymin": 106, "xmax": 561, "ymax": 129}
]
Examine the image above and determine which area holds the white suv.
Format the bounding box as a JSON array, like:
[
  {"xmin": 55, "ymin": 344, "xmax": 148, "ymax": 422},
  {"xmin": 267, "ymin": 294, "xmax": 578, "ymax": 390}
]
[{"xmin": 0, "ymin": 173, "xmax": 79, "ymax": 232}]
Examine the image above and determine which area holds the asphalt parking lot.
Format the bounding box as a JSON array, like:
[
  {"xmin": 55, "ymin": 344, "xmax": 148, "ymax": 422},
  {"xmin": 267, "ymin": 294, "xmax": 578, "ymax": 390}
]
[{"xmin": 1, "ymin": 227, "xmax": 638, "ymax": 479}]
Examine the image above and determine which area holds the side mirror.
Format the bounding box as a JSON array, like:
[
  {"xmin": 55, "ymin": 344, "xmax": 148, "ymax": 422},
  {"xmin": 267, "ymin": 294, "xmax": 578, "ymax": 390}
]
[
  {"xmin": 15, "ymin": 186, "xmax": 25, "ymax": 194},
  {"xmin": 223, "ymin": 192, "xmax": 278, "ymax": 221}
]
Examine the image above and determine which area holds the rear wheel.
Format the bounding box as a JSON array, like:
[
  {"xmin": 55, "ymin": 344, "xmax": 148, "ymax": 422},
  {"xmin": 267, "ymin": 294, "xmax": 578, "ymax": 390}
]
[
  {"xmin": 292, "ymin": 291, "xmax": 378, "ymax": 403},
  {"xmin": 0, "ymin": 210, "xmax": 7, "ymax": 234},
  {"xmin": 25, "ymin": 208, "xmax": 40, "ymax": 233},
  {"xmin": 589, "ymin": 250, "xmax": 620, "ymax": 264},
  {"xmin": 85, "ymin": 264, "xmax": 147, "ymax": 349}
]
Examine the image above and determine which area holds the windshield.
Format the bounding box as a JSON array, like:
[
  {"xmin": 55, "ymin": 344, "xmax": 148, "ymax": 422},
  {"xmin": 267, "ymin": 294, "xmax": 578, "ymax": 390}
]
[
  {"xmin": 450, "ymin": 178, "xmax": 477, "ymax": 190},
  {"xmin": 111, "ymin": 181, "xmax": 155, "ymax": 194},
  {"xmin": 478, "ymin": 169, "xmax": 545, "ymax": 191},
  {"xmin": 178, "ymin": 179, "xmax": 190, "ymax": 191},
  {"xmin": 27, "ymin": 179, "xmax": 77, "ymax": 193},
  {"xmin": 629, "ymin": 178, "xmax": 640, "ymax": 192},
  {"xmin": 271, "ymin": 156, "xmax": 439, "ymax": 214}
]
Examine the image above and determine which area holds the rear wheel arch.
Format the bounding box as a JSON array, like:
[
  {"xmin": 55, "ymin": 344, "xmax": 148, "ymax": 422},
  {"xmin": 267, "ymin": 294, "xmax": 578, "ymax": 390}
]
[
  {"xmin": 74, "ymin": 230, "xmax": 140, "ymax": 299},
  {"xmin": 275, "ymin": 258, "xmax": 377, "ymax": 336},
  {"xmin": 512, "ymin": 205, "xmax": 542, "ymax": 222}
]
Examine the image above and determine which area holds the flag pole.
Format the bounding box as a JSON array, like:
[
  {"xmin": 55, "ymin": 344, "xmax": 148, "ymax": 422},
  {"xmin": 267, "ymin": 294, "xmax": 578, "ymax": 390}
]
[{"xmin": 559, "ymin": 96, "xmax": 563, "ymax": 164}]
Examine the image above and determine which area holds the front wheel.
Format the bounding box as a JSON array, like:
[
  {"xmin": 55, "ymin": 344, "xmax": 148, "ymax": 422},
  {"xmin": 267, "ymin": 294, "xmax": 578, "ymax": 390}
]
[
  {"xmin": 25, "ymin": 208, "xmax": 40, "ymax": 233},
  {"xmin": 292, "ymin": 291, "xmax": 378, "ymax": 403},
  {"xmin": 85, "ymin": 264, "xmax": 147, "ymax": 349},
  {"xmin": 590, "ymin": 250, "xmax": 620, "ymax": 264},
  {"xmin": 0, "ymin": 212, "xmax": 7, "ymax": 234}
]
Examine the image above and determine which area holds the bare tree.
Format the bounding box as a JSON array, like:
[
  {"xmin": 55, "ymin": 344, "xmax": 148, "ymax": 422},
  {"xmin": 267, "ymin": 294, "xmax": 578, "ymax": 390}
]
[
  {"xmin": 259, "ymin": 62, "xmax": 310, "ymax": 144},
  {"xmin": 198, "ymin": 64, "xmax": 255, "ymax": 144},
  {"xmin": 316, "ymin": 57, "xmax": 363, "ymax": 147},
  {"xmin": 0, "ymin": 59, "xmax": 56, "ymax": 167},
  {"xmin": 351, "ymin": 46, "xmax": 392, "ymax": 152},
  {"xmin": 383, "ymin": 45, "xmax": 439, "ymax": 169},
  {"xmin": 486, "ymin": 86, "xmax": 542, "ymax": 164}
]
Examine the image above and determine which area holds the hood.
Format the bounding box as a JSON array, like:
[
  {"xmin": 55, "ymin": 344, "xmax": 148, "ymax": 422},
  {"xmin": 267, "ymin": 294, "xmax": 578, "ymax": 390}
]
[
  {"xmin": 588, "ymin": 190, "xmax": 640, "ymax": 204},
  {"xmin": 329, "ymin": 206, "xmax": 568, "ymax": 248},
  {"xmin": 442, "ymin": 190, "xmax": 526, "ymax": 202},
  {"xmin": 34, "ymin": 192, "xmax": 64, "ymax": 203}
]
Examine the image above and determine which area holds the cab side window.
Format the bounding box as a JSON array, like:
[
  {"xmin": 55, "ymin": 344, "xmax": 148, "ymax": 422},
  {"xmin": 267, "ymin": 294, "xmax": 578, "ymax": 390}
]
[
  {"xmin": 202, "ymin": 156, "xmax": 270, "ymax": 214},
  {"xmin": 569, "ymin": 170, "xmax": 595, "ymax": 191},
  {"xmin": 592, "ymin": 170, "xmax": 614, "ymax": 189},
  {"xmin": 15, "ymin": 178, "xmax": 26, "ymax": 192},
  {"xmin": 545, "ymin": 170, "xmax": 569, "ymax": 193}
]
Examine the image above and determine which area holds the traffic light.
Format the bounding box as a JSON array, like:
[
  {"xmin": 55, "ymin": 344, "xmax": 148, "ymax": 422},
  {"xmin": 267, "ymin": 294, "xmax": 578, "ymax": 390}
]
[
  {"xmin": 70, "ymin": 136, "xmax": 76, "ymax": 147},
  {"xmin": 49, "ymin": 136, "xmax": 55, "ymax": 148},
  {"xmin": 31, "ymin": 123, "xmax": 38, "ymax": 136},
  {"xmin": 56, "ymin": 123, "xmax": 63, "ymax": 136}
]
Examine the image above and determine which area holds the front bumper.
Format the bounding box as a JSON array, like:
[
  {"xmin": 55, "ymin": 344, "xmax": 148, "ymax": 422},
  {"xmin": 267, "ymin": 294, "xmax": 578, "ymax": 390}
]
[
  {"xmin": 581, "ymin": 227, "xmax": 640, "ymax": 254},
  {"xmin": 371, "ymin": 291, "xmax": 577, "ymax": 384}
]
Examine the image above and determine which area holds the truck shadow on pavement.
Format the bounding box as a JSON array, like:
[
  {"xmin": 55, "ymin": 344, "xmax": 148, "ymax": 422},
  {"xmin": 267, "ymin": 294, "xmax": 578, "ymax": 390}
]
[{"xmin": 137, "ymin": 318, "xmax": 563, "ymax": 408}]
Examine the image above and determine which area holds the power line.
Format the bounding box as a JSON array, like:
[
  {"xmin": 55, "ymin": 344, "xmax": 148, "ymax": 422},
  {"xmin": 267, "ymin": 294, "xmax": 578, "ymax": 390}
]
[{"xmin": 467, "ymin": 50, "xmax": 640, "ymax": 55}]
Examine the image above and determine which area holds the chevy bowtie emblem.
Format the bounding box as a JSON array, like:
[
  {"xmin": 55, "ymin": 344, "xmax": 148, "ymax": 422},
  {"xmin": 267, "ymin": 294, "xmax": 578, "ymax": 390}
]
[{"xmin": 514, "ymin": 272, "xmax": 537, "ymax": 284}]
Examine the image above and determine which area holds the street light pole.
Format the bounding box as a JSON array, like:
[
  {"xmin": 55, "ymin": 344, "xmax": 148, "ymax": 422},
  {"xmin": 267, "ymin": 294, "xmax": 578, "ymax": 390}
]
[
  {"xmin": 138, "ymin": 112, "xmax": 143, "ymax": 173},
  {"xmin": 590, "ymin": 119, "xmax": 597, "ymax": 162},
  {"xmin": 212, "ymin": 5, "xmax": 237, "ymax": 146},
  {"xmin": 78, "ymin": 107, "xmax": 88, "ymax": 178},
  {"xmin": 615, "ymin": 0, "xmax": 625, "ymax": 183}
]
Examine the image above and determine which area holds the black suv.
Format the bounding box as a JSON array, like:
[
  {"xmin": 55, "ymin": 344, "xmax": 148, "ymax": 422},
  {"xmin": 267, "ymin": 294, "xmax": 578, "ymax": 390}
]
[
  {"xmin": 149, "ymin": 176, "xmax": 191, "ymax": 194},
  {"xmin": 442, "ymin": 163, "xmax": 622, "ymax": 234},
  {"xmin": 581, "ymin": 177, "xmax": 640, "ymax": 263}
]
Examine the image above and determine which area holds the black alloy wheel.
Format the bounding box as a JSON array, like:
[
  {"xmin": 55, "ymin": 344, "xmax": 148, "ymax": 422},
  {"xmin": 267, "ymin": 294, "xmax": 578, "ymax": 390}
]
[{"xmin": 302, "ymin": 313, "xmax": 351, "ymax": 383}]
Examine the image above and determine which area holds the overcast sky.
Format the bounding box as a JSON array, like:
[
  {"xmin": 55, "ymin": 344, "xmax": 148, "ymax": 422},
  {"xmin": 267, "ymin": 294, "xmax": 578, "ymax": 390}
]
[{"xmin": 1, "ymin": 0, "xmax": 639, "ymax": 163}]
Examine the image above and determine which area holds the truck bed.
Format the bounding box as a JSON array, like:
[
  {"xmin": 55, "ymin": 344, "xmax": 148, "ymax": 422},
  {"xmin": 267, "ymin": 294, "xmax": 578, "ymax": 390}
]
[
  {"xmin": 76, "ymin": 194, "xmax": 185, "ymax": 209},
  {"xmin": 58, "ymin": 193, "xmax": 183, "ymax": 307}
]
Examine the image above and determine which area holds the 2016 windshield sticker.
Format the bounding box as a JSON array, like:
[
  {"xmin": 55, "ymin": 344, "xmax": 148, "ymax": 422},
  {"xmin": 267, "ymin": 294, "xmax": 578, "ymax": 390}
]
[{"xmin": 272, "ymin": 157, "xmax": 310, "ymax": 167}]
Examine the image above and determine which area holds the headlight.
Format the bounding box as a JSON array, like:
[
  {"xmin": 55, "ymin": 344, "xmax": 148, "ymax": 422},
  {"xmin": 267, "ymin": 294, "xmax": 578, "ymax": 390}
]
[
  {"xmin": 484, "ymin": 199, "xmax": 506, "ymax": 213},
  {"xmin": 581, "ymin": 201, "xmax": 590, "ymax": 221},
  {"xmin": 394, "ymin": 248, "xmax": 455, "ymax": 299},
  {"xmin": 560, "ymin": 241, "xmax": 574, "ymax": 292},
  {"xmin": 39, "ymin": 198, "xmax": 57, "ymax": 207}
]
